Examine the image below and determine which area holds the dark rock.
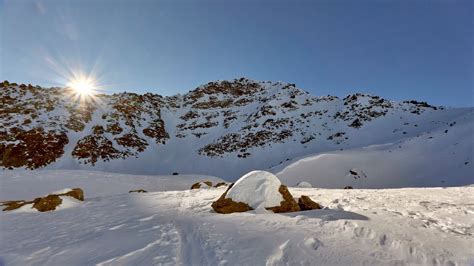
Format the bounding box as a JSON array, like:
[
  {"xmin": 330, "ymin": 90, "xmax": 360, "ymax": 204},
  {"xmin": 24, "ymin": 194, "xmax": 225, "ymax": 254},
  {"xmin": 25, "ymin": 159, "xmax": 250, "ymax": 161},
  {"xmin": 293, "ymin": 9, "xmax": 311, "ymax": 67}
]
[
  {"xmin": 0, "ymin": 200, "xmax": 29, "ymax": 211},
  {"xmin": 344, "ymin": 186, "xmax": 353, "ymax": 189},
  {"xmin": 129, "ymin": 189, "xmax": 147, "ymax": 193},
  {"xmin": 298, "ymin": 195, "xmax": 321, "ymax": 211},
  {"xmin": 32, "ymin": 195, "xmax": 62, "ymax": 212},
  {"xmin": 214, "ymin": 182, "xmax": 227, "ymax": 188},
  {"xmin": 191, "ymin": 181, "xmax": 213, "ymax": 189},
  {"xmin": 266, "ymin": 185, "xmax": 300, "ymax": 213},
  {"xmin": 60, "ymin": 188, "xmax": 84, "ymax": 201},
  {"xmin": 211, "ymin": 184, "xmax": 252, "ymax": 214},
  {"xmin": 191, "ymin": 182, "xmax": 201, "ymax": 189},
  {"xmin": 1, "ymin": 188, "xmax": 85, "ymax": 212},
  {"xmin": 349, "ymin": 118, "xmax": 363, "ymax": 128}
]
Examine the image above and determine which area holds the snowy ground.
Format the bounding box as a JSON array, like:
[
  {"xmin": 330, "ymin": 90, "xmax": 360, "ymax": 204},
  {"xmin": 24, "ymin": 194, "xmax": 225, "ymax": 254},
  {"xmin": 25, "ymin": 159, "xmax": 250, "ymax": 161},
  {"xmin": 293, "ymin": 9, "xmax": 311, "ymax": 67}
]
[{"xmin": 1, "ymin": 170, "xmax": 473, "ymax": 265}]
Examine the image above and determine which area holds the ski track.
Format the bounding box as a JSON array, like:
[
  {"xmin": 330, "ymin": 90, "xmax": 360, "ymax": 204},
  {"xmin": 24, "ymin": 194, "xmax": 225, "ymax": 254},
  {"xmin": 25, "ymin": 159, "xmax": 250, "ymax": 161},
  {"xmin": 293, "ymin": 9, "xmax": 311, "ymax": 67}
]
[{"xmin": 1, "ymin": 184, "xmax": 474, "ymax": 265}]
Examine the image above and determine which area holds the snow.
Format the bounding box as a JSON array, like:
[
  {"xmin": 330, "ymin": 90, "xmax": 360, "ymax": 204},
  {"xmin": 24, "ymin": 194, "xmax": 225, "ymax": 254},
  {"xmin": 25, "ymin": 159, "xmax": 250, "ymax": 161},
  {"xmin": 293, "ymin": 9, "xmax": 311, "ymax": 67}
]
[
  {"xmin": 50, "ymin": 188, "xmax": 74, "ymax": 195},
  {"xmin": 296, "ymin": 181, "xmax": 312, "ymax": 188},
  {"xmin": 225, "ymin": 171, "xmax": 283, "ymax": 209},
  {"xmin": 10, "ymin": 203, "xmax": 37, "ymax": 213},
  {"xmin": 273, "ymin": 112, "xmax": 474, "ymax": 188},
  {"xmin": 56, "ymin": 196, "xmax": 82, "ymax": 210},
  {"xmin": 0, "ymin": 170, "xmax": 473, "ymax": 265},
  {"xmin": 0, "ymin": 170, "xmax": 224, "ymax": 200}
]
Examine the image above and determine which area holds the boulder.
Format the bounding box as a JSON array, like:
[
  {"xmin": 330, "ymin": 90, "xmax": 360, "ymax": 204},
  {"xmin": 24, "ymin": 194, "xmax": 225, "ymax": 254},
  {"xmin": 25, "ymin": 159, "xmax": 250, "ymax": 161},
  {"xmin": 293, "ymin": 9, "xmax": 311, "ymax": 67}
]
[
  {"xmin": 32, "ymin": 195, "xmax": 63, "ymax": 212},
  {"xmin": 212, "ymin": 170, "xmax": 300, "ymax": 214},
  {"xmin": 344, "ymin": 186, "xmax": 353, "ymax": 189},
  {"xmin": 298, "ymin": 195, "xmax": 321, "ymax": 211},
  {"xmin": 60, "ymin": 188, "xmax": 84, "ymax": 201},
  {"xmin": 211, "ymin": 183, "xmax": 252, "ymax": 214},
  {"xmin": 266, "ymin": 185, "xmax": 300, "ymax": 213}
]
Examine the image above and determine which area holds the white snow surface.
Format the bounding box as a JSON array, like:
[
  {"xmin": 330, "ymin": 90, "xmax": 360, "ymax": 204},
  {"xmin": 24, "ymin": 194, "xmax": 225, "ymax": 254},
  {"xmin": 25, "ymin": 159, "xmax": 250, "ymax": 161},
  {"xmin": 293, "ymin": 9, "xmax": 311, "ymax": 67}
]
[
  {"xmin": 1, "ymin": 170, "xmax": 473, "ymax": 265},
  {"xmin": 0, "ymin": 170, "xmax": 223, "ymax": 200},
  {"xmin": 296, "ymin": 181, "xmax": 313, "ymax": 188},
  {"xmin": 225, "ymin": 170, "xmax": 283, "ymax": 209},
  {"xmin": 273, "ymin": 112, "xmax": 474, "ymax": 188}
]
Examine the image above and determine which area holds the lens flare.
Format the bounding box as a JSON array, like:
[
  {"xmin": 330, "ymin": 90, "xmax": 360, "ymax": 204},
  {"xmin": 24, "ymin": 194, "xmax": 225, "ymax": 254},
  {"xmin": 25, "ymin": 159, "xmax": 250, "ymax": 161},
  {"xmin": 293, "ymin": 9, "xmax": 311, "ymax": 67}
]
[{"xmin": 67, "ymin": 76, "xmax": 96, "ymax": 97}]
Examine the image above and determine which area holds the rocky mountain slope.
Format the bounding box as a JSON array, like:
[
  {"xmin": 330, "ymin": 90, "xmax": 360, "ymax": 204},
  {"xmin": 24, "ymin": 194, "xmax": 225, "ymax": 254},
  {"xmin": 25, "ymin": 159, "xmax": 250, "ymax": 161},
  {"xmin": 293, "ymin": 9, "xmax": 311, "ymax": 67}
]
[{"xmin": 1, "ymin": 78, "xmax": 472, "ymax": 185}]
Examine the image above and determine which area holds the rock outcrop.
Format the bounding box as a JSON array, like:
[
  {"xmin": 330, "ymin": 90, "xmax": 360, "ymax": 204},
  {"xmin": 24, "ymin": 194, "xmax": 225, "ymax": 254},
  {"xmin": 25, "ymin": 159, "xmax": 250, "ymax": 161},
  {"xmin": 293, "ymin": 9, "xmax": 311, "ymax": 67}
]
[
  {"xmin": 0, "ymin": 188, "xmax": 84, "ymax": 212},
  {"xmin": 191, "ymin": 181, "xmax": 213, "ymax": 189},
  {"xmin": 211, "ymin": 183, "xmax": 252, "ymax": 214},
  {"xmin": 265, "ymin": 185, "xmax": 300, "ymax": 213},
  {"xmin": 129, "ymin": 189, "xmax": 147, "ymax": 193},
  {"xmin": 298, "ymin": 195, "xmax": 321, "ymax": 211},
  {"xmin": 32, "ymin": 195, "xmax": 63, "ymax": 212},
  {"xmin": 214, "ymin": 182, "xmax": 227, "ymax": 188}
]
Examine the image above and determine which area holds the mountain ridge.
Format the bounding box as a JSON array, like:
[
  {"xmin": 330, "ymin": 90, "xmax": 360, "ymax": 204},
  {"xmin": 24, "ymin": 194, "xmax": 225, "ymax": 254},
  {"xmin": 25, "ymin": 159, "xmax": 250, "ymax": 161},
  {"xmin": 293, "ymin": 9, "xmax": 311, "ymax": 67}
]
[{"xmin": 1, "ymin": 78, "xmax": 472, "ymax": 185}]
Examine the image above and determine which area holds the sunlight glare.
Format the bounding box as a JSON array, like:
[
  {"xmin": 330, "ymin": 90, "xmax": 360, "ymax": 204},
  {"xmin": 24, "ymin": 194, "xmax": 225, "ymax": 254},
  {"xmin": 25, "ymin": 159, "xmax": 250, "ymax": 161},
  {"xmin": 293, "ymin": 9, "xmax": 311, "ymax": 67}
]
[{"xmin": 67, "ymin": 76, "xmax": 96, "ymax": 97}]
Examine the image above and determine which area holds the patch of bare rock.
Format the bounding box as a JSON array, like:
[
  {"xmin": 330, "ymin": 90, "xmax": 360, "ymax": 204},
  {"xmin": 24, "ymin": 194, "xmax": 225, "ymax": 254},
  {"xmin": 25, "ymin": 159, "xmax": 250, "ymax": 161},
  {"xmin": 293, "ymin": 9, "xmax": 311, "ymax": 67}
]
[
  {"xmin": 0, "ymin": 188, "xmax": 84, "ymax": 212},
  {"xmin": 191, "ymin": 181, "xmax": 228, "ymax": 189},
  {"xmin": 211, "ymin": 171, "xmax": 321, "ymax": 214},
  {"xmin": 129, "ymin": 189, "xmax": 147, "ymax": 193}
]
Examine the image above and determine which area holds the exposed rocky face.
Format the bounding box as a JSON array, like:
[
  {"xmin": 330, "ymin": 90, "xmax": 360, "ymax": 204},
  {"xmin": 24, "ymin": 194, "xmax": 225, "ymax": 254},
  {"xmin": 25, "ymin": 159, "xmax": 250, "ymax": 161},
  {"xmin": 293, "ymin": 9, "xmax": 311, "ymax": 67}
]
[{"xmin": 0, "ymin": 78, "xmax": 453, "ymax": 175}]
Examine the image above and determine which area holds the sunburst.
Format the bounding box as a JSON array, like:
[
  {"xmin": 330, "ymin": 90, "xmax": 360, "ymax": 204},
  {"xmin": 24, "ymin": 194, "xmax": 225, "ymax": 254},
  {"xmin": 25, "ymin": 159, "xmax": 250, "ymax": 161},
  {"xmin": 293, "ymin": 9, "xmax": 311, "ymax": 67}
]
[
  {"xmin": 67, "ymin": 76, "xmax": 96, "ymax": 97},
  {"xmin": 65, "ymin": 73, "xmax": 100, "ymax": 104}
]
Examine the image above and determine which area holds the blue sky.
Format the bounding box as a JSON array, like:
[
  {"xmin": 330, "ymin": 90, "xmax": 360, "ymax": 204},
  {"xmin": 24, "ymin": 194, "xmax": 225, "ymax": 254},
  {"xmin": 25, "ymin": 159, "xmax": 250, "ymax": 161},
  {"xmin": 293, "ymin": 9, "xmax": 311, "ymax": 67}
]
[{"xmin": 1, "ymin": 0, "xmax": 472, "ymax": 106}]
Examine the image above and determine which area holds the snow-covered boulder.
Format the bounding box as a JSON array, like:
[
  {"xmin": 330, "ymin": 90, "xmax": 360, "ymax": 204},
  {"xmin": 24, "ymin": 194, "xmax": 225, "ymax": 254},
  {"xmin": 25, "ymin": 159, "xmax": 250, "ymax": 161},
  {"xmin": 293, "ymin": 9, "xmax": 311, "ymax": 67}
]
[
  {"xmin": 212, "ymin": 171, "xmax": 300, "ymax": 214},
  {"xmin": 296, "ymin": 181, "xmax": 313, "ymax": 188},
  {"xmin": 226, "ymin": 171, "xmax": 283, "ymax": 209}
]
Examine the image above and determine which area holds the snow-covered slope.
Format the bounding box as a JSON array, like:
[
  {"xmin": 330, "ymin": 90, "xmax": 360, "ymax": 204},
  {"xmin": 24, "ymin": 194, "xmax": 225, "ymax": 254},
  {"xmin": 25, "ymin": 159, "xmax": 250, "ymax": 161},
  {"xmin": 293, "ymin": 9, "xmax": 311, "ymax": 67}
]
[
  {"xmin": 1, "ymin": 79, "xmax": 473, "ymax": 187},
  {"xmin": 1, "ymin": 170, "xmax": 473, "ymax": 265},
  {"xmin": 0, "ymin": 170, "xmax": 223, "ymax": 200},
  {"xmin": 274, "ymin": 110, "xmax": 474, "ymax": 188}
]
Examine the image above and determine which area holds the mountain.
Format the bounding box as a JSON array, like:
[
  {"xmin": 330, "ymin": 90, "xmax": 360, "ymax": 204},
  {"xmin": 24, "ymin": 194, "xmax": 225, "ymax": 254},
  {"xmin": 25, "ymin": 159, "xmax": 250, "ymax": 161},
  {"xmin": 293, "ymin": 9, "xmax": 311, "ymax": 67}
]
[{"xmin": 1, "ymin": 78, "xmax": 472, "ymax": 187}]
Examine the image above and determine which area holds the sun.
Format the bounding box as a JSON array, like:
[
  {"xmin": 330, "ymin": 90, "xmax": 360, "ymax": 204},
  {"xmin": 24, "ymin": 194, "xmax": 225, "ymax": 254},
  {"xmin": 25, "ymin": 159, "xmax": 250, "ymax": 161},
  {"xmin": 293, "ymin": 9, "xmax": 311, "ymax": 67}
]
[{"xmin": 67, "ymin": 76, "xmax": 96, "ymax": 97}]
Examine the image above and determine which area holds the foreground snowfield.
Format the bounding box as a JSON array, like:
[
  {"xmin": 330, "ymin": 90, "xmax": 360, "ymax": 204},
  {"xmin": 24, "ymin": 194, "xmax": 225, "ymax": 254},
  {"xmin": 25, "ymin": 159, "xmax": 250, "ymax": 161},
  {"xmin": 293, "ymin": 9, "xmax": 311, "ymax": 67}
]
[{"xmin": 1, "ymin": 170, "xmax": 473, "ymax": 265}]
